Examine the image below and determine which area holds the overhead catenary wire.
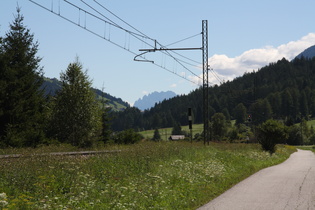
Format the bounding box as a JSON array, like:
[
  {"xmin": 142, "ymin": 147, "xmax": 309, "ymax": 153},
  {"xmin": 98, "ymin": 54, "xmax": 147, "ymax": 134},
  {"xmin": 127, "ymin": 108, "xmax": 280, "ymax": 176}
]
[
  {"xmin": 29, "ymin": 0, "xmax": 203, "ymax": 84},
  {"xmin": 92, "ymin": 0, "xmax": 201, "ymax": 76},
  {"xmin": 46, "ymin": 0, "xmax": 202, "ymax": 82},
  {"xmin": 96, "ymin": 0, "xmax": 204, "ymax": 81},
  {"xmin": 93, "ymin": 0, "xmax": 153, "ymax": 41},
  {"xmin": 209, "ymin": 68, "xmax": 224, "ymax": 84},
  {"xmin": 78, "ymin": 0, "xmax": 156, "ymax": 51},
  {"xmin": 165, "ymin": 33, "xmax": 202, "ymax": 47},
  {"xmin": 67, "ymin": 0, "xmax": 152, "ymax": 41},
  {"xmin": 157, "ymin": 45, "xmax": 202, "ymax": 79}
]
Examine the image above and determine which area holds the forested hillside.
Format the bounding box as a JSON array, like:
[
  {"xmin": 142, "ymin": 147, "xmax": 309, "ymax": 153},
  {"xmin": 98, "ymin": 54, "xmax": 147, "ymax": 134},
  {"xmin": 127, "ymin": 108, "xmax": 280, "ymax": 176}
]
[
  {"xmin": 111, "ymin": 57, "xmax": 315, "ymax": 131},
  {"xmin": 41, "ymin": 77, "xmax": 129, "ymax": 111}
]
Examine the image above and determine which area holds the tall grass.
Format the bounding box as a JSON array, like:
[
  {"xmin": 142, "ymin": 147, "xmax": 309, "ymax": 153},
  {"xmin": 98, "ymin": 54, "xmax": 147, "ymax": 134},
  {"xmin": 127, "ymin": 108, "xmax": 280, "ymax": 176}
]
[{"xmin": 0, "ymin": 142, "xmax": 295, "ymax": 209}]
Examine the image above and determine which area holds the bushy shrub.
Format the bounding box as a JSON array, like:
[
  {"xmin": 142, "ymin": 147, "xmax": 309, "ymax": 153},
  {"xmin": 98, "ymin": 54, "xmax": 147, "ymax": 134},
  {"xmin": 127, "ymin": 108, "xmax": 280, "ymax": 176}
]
[
  {"xmin": 193, "ymin": 133, "xmax": 203, "ymax": 141},
  {"xmin": 112, "ymin": 129, "xmax": 143, "ymax": 144},
  {"xmin": 228, "ymin": 127, "xmax": 238, "ymax": 142},
  {"xmin": 256, "ymin": 119, "xmax": 288, "ymax": 153}
]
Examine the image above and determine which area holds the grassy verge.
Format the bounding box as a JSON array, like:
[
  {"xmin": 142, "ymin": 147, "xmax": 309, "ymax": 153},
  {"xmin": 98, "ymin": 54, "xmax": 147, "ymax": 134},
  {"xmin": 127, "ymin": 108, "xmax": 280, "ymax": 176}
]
[
  {"xmin": 296, "ymin": 145, "xmax": 315, "ymax": 152},
  {"xmin": 139, "ymin": 124, "xmax": 204, "ymax": 140},
  {"xmin": 0, "ymin": 142, "xmax": 295, "ymax": 209}
]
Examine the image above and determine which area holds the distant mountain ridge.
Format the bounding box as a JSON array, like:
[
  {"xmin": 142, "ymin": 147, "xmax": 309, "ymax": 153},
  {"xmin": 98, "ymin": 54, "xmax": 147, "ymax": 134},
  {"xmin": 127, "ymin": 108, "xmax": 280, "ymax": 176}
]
[
  {"xmin": 295, "ymin": 45, "xmax": 315, "ymax": 59},
  {"xmin": 134, "ymin": 91, "xmax": 177, "ymax": 111},
  {"xmin": 41, "ymin": 77, "xmax": 129, "ymax": 111}
]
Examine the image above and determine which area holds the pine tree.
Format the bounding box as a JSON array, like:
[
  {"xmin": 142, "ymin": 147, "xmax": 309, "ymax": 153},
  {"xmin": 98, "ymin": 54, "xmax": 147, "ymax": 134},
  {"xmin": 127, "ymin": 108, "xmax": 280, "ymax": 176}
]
[
  {"xmin": 281, "ymin": 89, "xmax": 293, "ymax": 118},
  {"xmin": 300, "ymin": 91, "xmax": 309, "ymax": 120},
  {"xmin": 172, "ymin": 121, "xmax": 182, "ymax": 135},
  {"xmin": 0, "ymin": 8, "xmax": 46, "ymax": 147},
  {"xmin": 100, "ymin": 87, "xmax": 112, "ymax": 143},
  {"xmin": 152, "ymin": 128, "xmax": 161, "ymax": 141},
  {"xmin": 50, "ymin": 58, "xmax": 102, "ymax": 147},
  {"xmin": 234, "ymin": 103, "xmax": 247, "ymax": 125},
  {"xmin": 249, "ymin": 99, "xmax": 272, "ymax": 125},
  {"xmin": 211, "ymin": 113, "xmax": 227, "ymax": 140}
]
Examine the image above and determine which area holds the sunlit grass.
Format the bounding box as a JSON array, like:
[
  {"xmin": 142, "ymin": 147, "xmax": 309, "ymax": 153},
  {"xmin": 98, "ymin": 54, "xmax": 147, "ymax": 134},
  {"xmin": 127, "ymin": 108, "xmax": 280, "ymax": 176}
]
[
  {"xmin": 0, "ymin": 142, "xmax": 295, "ymax": 209},
  {"xmin": 307, "ymin": 120, "xmax": 315, "ymax": 127},
  {"xmin": 139, "ymin": 124, "xmax": 204, "ymax": 140},
  {"xmin": 296, "ymin": 145, "xmax": 315, "ymax": 152}
]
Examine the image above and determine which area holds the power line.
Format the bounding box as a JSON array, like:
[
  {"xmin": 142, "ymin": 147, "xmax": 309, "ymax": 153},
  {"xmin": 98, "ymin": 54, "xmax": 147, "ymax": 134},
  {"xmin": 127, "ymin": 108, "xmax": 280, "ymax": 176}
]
[
  {"xmin": 67, "ymin": 0, "xmax": 151, "ymax": 41},
  {"xmin": 209, "ymin": 68, "xmax": 224, "ymax": 84},
  {"xmin": 91, "ymin": 0, "xmax": 203, "ymax": 81},
  {"xmin": 29, "ymin": 0, "xmax": 203, "ymax": 85},
  {"xmin": 165, "ymin": 33, "xmax": 201, "ymax": 47},
  {"xmin": 93, "ymin": 0, "xmax": 152, "ymax": 40},
  {"xmin": 93, "ymin": 1, "xmax": 201, "ymax": 80}
]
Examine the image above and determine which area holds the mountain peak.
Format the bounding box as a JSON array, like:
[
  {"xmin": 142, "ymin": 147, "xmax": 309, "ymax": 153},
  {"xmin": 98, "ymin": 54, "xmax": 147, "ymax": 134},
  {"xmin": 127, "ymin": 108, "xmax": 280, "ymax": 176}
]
[
  {"xmin": 295, "ymin": 45, "xmax": 315, "ymax": 60},
  {"xmin": 134, "ymin": 91, "xmax": 177, "ymax": 111}
]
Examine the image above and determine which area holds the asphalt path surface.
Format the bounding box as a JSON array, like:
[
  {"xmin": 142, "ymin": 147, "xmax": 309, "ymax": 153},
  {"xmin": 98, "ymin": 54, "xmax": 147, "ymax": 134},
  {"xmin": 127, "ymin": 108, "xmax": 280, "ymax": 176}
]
[{"xmin": 198, "ymin": 149, "xmax": 315, "ymax": 210}]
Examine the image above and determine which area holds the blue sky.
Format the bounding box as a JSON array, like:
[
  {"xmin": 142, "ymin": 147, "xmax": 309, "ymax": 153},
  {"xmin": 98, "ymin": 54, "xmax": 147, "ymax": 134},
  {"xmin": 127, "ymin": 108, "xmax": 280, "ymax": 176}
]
[{"xmin": 1, "ymin": 0, "xmax": 315, "ymax": 105}]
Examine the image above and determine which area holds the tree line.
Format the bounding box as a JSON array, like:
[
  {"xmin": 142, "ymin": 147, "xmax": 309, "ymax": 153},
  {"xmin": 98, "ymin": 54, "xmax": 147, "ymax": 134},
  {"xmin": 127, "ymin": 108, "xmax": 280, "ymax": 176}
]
[{"xmin": 110, "ymin": 48, "xmax": 315, "ymax": 152}]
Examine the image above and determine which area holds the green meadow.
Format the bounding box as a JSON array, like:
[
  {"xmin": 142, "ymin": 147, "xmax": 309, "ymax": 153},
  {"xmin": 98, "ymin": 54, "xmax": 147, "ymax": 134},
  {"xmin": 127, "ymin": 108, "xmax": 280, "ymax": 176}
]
[
  {"xmin": 139, "ymin": 124, "xmax": 204, "ymax": 140},
  {"xmin": 0, "ymin": 142, "xmax": 295, "ymax": 209}
]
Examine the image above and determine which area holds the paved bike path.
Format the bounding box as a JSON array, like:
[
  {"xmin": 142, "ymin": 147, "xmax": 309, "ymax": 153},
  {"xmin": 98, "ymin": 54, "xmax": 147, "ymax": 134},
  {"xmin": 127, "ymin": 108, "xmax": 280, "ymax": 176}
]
[{"xmin": 198, "ymin": 149, "xmax": 315, "ymax": 210}]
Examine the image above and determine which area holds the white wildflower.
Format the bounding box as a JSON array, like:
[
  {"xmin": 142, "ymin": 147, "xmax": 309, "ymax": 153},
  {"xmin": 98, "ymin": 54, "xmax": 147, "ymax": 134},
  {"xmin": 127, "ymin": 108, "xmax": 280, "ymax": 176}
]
[
  {"xmin": 0, "ymin": 193, "xmax": 7, "ymax": 200},
  {"xmin": 0, "ymin": 193, "xmax": 8, "ymax": 207},
  {"xmin": 0, "ymin": 200, "xmax": 8, "ymax": 207}
]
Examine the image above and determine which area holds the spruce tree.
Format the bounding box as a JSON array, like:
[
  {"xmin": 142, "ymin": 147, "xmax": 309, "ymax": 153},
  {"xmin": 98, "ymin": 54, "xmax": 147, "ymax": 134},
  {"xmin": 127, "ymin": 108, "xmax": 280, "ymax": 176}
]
[
  {"xmin": 211, "ymin": 113, "xmax": 227, "ymax": 140},
  {"xmin": 171, "ymin": 121, "xmax": 182, "ymax": 135},
  {"xmin": 234, "ymin": 103, "xmax": 247, "ymax": 125},
  {"xmin": 100, "ymin": 87, "xmax": 112, "ymax": 143},
  {"xmin": 152, "ymin": 128, "xmax": 161, "ymax": 141},
  {"xmin": 50, "ymin": 58, "xmax": 101, "ymax": 147},
  {"xmin": 0, "ymin": 8, "xmax": 46, "ymax": 147}
]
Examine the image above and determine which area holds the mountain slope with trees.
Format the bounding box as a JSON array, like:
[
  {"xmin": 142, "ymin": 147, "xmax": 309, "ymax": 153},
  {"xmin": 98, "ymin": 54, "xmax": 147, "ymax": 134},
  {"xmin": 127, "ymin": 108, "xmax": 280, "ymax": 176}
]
[
  {"xmin": 111, "ymin": 57, "xmax": 315, "ymax": 131},
  {"xmin": 41, "ymin": 77, "xmax": 129, "ymax": 111}
]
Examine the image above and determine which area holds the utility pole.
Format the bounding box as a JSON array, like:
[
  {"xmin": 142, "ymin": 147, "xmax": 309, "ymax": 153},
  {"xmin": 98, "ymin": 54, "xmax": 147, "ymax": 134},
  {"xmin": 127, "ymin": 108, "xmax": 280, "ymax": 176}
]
[
  {"xmin": 188, "ymin": 108, "xmax": 193, "ymax": 143},
  {"xmin": 137, "ymin": 20, "xmax": 209, "ymax": 144},
  {"xmin": 202, "ymin": 20, "xmax": 209, "ymax": 145}
]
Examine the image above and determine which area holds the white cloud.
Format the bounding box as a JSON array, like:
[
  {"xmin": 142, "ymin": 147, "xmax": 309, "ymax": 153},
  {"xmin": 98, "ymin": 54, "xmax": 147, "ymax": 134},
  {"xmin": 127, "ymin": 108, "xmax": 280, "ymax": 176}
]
[
  {"xmin": 206, "ymin": 33, "xmax": 315, "ymax": 85},
  {"xmin": 127, "ymin": 101, "xmax": 133, "ymax": 107},
  {"xmin": 170, "ymin": 83, "xmax": 177, "ymax": 88}
]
